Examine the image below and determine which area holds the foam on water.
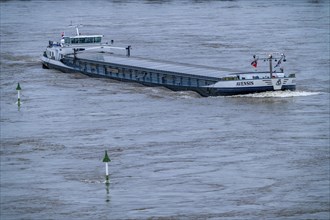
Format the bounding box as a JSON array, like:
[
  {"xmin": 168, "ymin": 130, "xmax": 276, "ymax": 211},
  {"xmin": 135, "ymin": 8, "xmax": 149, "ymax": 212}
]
[{"xmin": 233, "ymin": 90, "xmax": 322, "ymax": 98}]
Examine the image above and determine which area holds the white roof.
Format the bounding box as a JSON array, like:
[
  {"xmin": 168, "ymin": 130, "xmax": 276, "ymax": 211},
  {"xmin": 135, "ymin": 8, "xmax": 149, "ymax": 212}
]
[{"xmin": 66, "ymin": 35, "xmax": 103, "ymax": 38}]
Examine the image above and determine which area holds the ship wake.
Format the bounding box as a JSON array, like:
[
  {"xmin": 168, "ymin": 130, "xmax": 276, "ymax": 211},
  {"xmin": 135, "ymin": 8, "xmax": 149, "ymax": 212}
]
[{"xmin": 232, "ymin": 90, "xmax": 322, "ymax": 98}]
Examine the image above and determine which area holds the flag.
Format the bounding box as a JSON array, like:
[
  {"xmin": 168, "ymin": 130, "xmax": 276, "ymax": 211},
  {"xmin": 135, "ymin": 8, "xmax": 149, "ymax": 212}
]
[
  {"xmin": 251, "ymin": 60, "xmax": 257, "ymax": 68},
  {"xmin": 274, "ymin": 59, "xmax": 281, "ymax": 68}
]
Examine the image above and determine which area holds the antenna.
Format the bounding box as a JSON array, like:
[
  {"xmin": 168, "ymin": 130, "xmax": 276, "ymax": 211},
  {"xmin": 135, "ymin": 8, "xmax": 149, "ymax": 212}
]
[{"xmin": 68, "ymin": 22, "xmax": 83, "ymax": 36}]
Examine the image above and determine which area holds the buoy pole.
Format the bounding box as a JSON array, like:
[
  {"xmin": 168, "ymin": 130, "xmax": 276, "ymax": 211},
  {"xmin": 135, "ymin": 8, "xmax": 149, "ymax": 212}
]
[
  {"xmin": 16, "ymin": 83, "xmax": 22, "ymax": 107},
  {"xmin": 102, "ymin": 150, "xmax": 111, "ymax": 185},
  {"xmin": 105, "ymin": 162, "xmax": 109, "ymax": 183}
]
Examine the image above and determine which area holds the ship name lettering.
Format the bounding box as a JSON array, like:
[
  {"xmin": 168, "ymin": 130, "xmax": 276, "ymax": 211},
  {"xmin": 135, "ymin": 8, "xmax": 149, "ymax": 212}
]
[{"xmin": 236, "ymin": 81, "xmax": 254, "ymax": 86}]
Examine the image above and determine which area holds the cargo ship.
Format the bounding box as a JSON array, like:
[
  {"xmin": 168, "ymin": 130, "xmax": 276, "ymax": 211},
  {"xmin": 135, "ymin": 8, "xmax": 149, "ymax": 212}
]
[{"xmin": 41, "ymin": 26, "xmax": 296, "ymax": 96}]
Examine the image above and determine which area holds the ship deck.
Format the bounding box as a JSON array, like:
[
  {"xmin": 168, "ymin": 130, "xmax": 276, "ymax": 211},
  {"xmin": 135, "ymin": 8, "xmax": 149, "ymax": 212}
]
[{"xmin": 75, "ymin": 52, "xmax": 239, "ymax": 79}]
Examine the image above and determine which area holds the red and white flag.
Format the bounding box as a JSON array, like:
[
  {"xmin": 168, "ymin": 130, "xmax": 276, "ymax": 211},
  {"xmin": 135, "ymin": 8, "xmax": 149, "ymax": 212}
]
[{"xmin": 251, "ymin": 60, "xmax": 257, "ymax": 68}]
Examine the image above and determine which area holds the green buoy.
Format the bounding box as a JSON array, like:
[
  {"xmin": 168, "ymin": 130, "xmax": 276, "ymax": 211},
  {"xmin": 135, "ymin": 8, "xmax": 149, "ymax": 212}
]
[
  {"xmin": 103, "ymin": 150, "xmax": 111, "ymax": 184},
  {"xmin": 16, "ymin": 83, "xmax": 21, "ymax": 107}
]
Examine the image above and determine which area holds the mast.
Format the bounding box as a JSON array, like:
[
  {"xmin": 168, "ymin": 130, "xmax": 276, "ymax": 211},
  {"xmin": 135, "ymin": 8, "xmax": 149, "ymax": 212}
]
[
  {"xmin": 269, "ymin": 54, "xmax": 273, "ymax": 78},
  {"xmin": 252, "ymin": 53, "xmax": 286, "ymax": 78},
  {"xmin": 126, "ymin": 46, "xmax": 131, "ymax": 57},
  {"xmin": 75, "ymin": 26, "xmax": 80, "ymax": 36}
]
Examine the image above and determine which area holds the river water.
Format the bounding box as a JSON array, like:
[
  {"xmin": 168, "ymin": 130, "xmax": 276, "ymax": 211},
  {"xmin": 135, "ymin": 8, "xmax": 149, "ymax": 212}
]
[{"xmin": 1, "ymin": 0, "xmax": 329, "ymax": 219}]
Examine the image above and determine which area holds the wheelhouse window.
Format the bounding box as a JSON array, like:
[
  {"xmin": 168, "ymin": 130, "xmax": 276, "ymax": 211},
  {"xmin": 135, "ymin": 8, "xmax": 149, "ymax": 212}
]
[
  {"xmin": 95, "ymin": 37, "xmax": 101, "ymax": 43},
  {"xmin": 64, "ymin": 36, "xmax": 102, "ymax": 44},
  {"xmin": 64, "ymin": 37, "xmax": 71, "ymax": 44}
]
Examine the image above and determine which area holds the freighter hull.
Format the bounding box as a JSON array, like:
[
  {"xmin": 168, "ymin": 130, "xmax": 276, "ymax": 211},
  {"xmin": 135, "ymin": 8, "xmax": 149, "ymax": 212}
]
[{"xmin": 41, "ymin": 54, "xmax": 296, "ymax": 97}]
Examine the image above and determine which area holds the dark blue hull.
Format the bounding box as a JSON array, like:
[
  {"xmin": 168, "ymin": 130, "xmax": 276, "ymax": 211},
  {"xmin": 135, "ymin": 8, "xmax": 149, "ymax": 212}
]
[{"xmin": 42, "ymin": 55, "xmax": 296, "ymax": 97}]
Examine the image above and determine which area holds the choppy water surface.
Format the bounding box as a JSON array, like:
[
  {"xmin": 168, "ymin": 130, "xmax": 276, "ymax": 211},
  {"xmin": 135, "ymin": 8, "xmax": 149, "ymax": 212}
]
[{"xmin": 1, "ymin": 1, "xmax": 329, "ymax": 219}]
